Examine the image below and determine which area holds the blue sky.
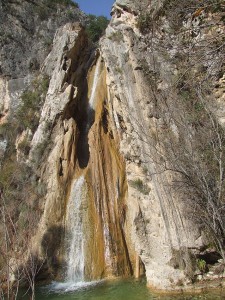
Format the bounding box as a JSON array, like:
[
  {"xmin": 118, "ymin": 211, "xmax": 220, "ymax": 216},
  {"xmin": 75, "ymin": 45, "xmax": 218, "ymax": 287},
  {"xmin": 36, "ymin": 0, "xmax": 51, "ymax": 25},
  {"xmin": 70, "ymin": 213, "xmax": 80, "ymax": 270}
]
[{"xmin": 74, "ymin": 0, "xmax": 115, "ymax": 18}]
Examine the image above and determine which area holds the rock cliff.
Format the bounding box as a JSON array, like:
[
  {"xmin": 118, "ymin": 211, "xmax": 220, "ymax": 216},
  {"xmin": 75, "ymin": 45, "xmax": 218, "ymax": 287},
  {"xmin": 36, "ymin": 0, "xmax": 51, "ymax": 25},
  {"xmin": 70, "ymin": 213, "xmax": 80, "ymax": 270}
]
[
  {"xmin": 0, "ymin": 0, "xmax": 224, "ymax": 294},
  {"xmin": 101, "ymin": 0, "xmax": 225, "ymax": 289}
]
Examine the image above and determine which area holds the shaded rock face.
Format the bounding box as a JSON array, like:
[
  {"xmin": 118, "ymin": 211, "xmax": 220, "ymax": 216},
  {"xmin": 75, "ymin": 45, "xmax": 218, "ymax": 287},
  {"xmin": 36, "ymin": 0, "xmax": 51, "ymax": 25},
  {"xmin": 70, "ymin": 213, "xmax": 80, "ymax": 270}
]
[
  {"xmin": 0, "ymin": 0, "xmax": 85, "ymax": 78},
  {"xmin": 0, "ymin": 0, "xmax": 225, "ymax": 293},
  {"xmin": 0, "ymin": 0, "xmax": 85, "ymax": 132}
]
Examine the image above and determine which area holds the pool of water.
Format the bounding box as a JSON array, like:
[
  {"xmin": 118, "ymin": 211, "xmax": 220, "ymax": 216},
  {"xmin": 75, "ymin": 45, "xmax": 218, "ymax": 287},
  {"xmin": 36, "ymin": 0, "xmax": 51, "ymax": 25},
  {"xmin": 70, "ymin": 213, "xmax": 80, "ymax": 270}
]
[{"xmin": 19, "ymin": 279, "xmax": 225, "ymax": 300}]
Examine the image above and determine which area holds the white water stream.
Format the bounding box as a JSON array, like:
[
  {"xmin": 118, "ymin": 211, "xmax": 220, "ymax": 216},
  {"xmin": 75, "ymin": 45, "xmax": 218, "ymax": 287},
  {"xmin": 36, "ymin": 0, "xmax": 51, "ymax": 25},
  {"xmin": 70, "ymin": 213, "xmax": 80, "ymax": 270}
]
[
  {"xmin": 49, "ymin": 59, "xmax": 103, "ymax": 292},
  {"xmin": 89, "ymin": 58, "xmax": 101, "ymax": 109},
  {"xmin": 66, "ymin": 176, "xmax": 85, "ymax": 283}
]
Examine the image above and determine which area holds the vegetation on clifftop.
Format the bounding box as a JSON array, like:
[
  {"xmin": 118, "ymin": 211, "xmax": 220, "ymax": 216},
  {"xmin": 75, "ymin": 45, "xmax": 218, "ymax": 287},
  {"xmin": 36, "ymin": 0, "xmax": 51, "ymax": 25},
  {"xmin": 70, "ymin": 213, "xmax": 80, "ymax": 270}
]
[
  {"xmin": 86, "ymin": 14, "xmax": 109, "ymax": 43},
  {"xmin": 44, "ymin": 0, "xmax": 79, "ymax": 8}
]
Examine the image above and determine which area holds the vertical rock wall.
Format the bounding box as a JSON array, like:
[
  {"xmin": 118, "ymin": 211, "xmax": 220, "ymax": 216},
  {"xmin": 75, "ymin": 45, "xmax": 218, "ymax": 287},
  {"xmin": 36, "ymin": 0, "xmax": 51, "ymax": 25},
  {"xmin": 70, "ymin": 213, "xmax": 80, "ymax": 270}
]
[
  {"xmin": 100, "ymin": 0, "xmax": 225, "ymax": 290},
  {"xmin": 29, "ymin": 25, "xmax": 135, "ymax": 281}
]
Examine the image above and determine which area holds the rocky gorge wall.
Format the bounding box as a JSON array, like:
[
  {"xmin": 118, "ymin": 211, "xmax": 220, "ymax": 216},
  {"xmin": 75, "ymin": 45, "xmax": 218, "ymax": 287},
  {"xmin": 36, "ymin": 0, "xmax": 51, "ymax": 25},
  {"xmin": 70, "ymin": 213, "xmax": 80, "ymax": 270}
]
[
  {"xmin": 100, "ymin": 0, "xmax": 225, "ymax": 290},
  {"xmin": 31, "ymin": 33, "xmax": 135, "ymax": 281},
  {"xmin": 0, "ymin": 7, "xmax": 136, "ymax": 289},
  {"xmin": 0, "ymin": 0, "xmax": 225, "ymax": 294}
]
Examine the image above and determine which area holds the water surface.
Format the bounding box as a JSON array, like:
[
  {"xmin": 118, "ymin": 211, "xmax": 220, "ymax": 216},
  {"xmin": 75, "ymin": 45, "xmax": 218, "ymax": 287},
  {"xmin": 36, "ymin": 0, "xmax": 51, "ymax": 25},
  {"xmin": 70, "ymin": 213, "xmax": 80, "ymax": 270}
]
[{"xmin": 23, "ymin": 279, "xmax": 225, "ymax": 300}]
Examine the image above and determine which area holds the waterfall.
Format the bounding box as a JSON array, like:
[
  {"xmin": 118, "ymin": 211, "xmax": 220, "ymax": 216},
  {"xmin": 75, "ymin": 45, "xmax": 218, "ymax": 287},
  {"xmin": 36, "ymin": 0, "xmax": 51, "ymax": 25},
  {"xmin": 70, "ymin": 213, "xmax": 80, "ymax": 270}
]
[
  {"xmin": 66, "ymin": 176, "xmax": 86, "ymax": 283},
  {"xmin": 89, "ymin": 58, "xmax": 101, "ymax": 108}
]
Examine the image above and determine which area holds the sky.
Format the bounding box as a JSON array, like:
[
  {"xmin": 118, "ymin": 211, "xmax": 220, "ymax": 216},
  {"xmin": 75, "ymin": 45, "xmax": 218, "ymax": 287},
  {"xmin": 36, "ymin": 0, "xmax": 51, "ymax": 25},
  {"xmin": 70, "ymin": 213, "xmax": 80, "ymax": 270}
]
[{"xmin": 74, "ymin": 0, "xmax": 115, "ymax": 18}]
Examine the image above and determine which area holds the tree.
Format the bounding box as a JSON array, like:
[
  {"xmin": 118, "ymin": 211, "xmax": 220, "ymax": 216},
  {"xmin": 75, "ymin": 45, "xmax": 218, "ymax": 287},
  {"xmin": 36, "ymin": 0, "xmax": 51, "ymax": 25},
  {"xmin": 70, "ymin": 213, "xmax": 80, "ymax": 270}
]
[
  {"xmin": 86, "ymin": 15, "xmax": 109, "ymax": 43},
  {"xmin": 0, "ymin": 189, "xmax": 44, "ymax": 300}
]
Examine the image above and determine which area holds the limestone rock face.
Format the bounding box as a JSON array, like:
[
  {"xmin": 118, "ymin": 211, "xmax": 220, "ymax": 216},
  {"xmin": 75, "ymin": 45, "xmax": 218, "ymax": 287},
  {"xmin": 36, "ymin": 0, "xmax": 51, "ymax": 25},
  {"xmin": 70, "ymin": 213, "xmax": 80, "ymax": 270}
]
[
  {"xmin": 101, "ymin": 16, "xmax": 194, "ymax": 290},
  {"xmin": 100, "ymin": 0, "xmax": 225, "ymax": 290},
  {"xmin": 0, "ymin": 0, "xmax": 85, "ymax": 78},
  {"xmin": 21, "ymin": 22, "xmax": 133, "ymax": 281},
  {"xmin": 0, "ymin": 0, "xmax": 88, "ymax": 286},
  {"xmin": 0, "ymin": 0, "xmax": 85, "ymax": 125}
]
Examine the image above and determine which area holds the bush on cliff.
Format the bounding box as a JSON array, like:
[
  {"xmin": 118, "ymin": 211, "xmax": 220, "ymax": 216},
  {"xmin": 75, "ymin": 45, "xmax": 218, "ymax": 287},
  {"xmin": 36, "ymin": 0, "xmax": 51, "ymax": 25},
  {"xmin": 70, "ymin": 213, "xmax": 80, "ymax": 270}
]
[
  {"xmin": 16, "ymin": 75, "xmax": 49, "ymax": 132},
  {"xmin": 45, "ymin": 0, "xmax": 79, "ymax": 9},
  {"xmin": 86, "ymin": 15, "xmax": 109, "ymax": 43}
]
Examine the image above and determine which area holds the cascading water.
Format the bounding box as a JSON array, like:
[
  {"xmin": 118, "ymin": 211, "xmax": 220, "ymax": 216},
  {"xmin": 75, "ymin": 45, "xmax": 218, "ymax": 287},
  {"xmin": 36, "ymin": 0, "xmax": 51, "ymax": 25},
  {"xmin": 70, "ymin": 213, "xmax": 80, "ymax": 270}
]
[
  {"xmin": 89, "ymin": 58, "xmax": 101, "ymax": 109},
  {"xmin": 66, "ymin": 176, "xmax": 86, "ymax": 283},
  {"xmin": 43, "ymin": 54, "xmax": 131, "ymax": 295},
  {"xmin": 63, "ymin": 58, "xmax": 102, "ymax": 287}
]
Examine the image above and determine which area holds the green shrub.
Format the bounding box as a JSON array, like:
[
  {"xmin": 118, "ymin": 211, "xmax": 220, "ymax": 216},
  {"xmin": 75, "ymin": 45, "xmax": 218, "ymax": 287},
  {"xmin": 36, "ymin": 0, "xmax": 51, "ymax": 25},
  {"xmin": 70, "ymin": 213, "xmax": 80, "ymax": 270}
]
[
  {"xmin": 17, "ymin": 203, "xmax": 30, "ymax": 229},
  {"xmin": 17, "ymin": 91, "xmax": 40, "ymax": 131},
  {"xmin": 16, "ymin": 75, "xmax": 49, "ymax": 132},
  {"xmin": 130, "ymin": 178, "xmax": 150, "ymax": 195},
  {"xmin": 86, "ymin": 15, "xmax": 109, "ymax": 43},
  {"xmin": 194, "ymin": 102, "xmax": 204, "ymax": 112},
  {"xmin": 108, "ymin": 31, "xmax": 124, "ymax": 43},
  {"xmin": 209, "ymin": 1, "xmax": 224, "ymax": 13},
  {"xmin": 36, "ymin": 6, "xmax": 49, "ymax": 20},
  {"xmin": 21, "ymin": 91, "xmax": 40, "ymax": 110},
  {"xmin": 137, "ymin": 12, "xmax": 153, "ymax": 34},
  {"xmin": 143, "ymin": 166, "xmax": 149, "ymax": 175},
  {"xmin": 41, "ymin": 76, "xmax": 49, "ymax": 94},
  {"xmin": 45, "ymin": 0, "xmax": 79, "ymax": 9},
  {"xmin": 0, "ymin": 158, "xmax": 17, "ymax": 190},
  {"xmin": 62, "ymin": 0, "xmax": 79, "ymax": 7},
  {"xmin": 115, "ymin": 66, "xmax": 122, "ymax": 74},
  {"xmin": 43, "ymin": 37, "xmax": 53, "ymax": 49},
  {"xmin": 0, "ymin": 122, "xmax": 16, "ymax": 141},
  {"xmin": 67, "ymin": 9, "xmax": 75, "ymax": 19},
  {"xmin": 17, "ymin": 138, "xmax": 31, "ymax": 156},
  {"xmin": 35, "ymin": 3, "xmax": 52, "ymax": 19},
  {"xmin": 197, "ymin": 259, "xmax": 207, "ymax": 273},
  {"xmin": 31, "ymin": 138, "xmax": 51, "ymax": 166}
]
